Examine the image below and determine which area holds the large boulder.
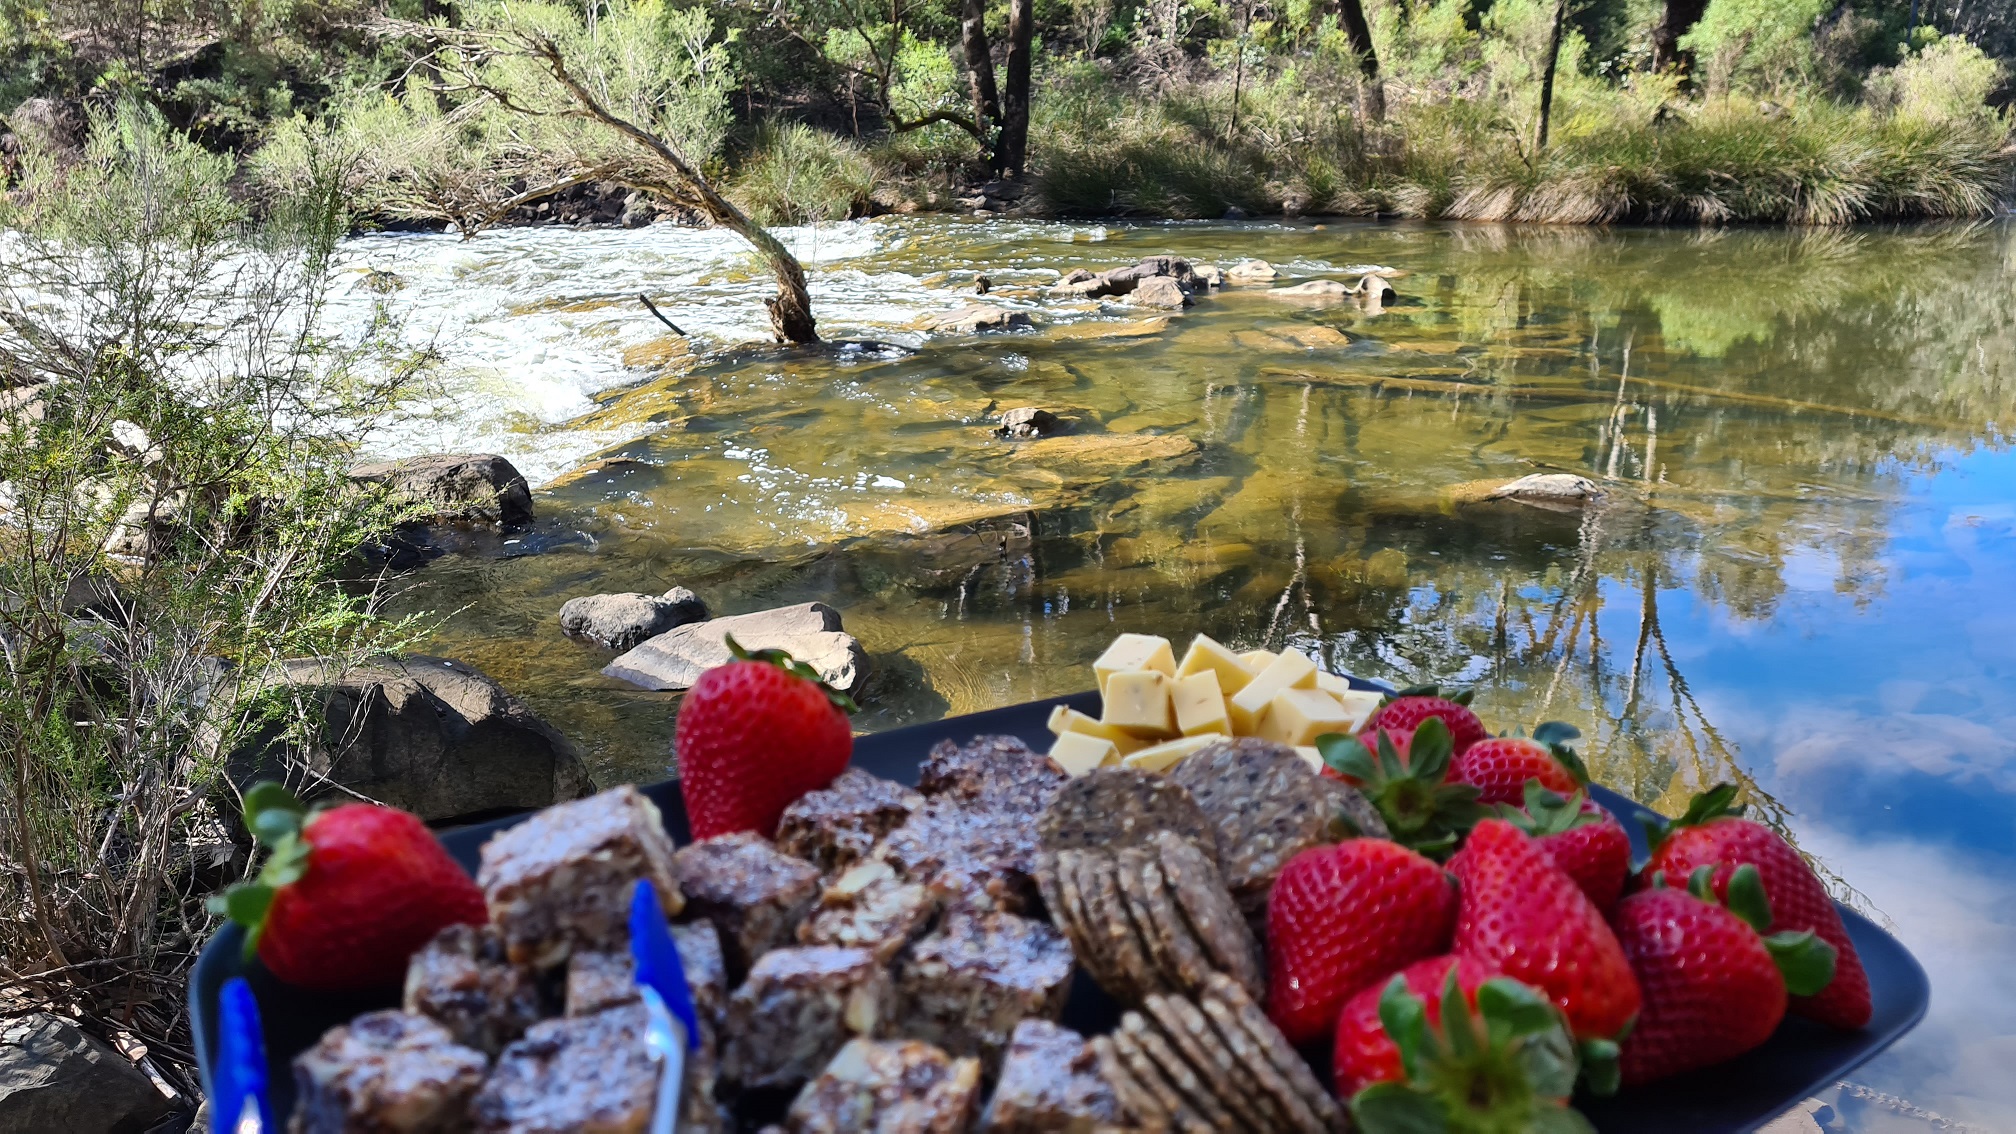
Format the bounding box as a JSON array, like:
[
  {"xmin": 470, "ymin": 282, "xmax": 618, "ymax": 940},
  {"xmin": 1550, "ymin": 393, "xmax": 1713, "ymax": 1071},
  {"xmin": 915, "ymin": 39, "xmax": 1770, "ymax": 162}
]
[
  {"xmin": 604, "ymin": 602, "xmax": 867, "ymax": 693},
  {"xmin": 1126, "ymin": 276, "xmax": 1192, "ymax": 309},
  {"xmin": 1224, "ymin": 259, "xmax": 1278, "ymax": 283},
  {"xmin": 919, "ymin": 304, "xmax": 1033, "ymax": 333},
  {"xmin": 1484, "ymin": 473, "xmax": 1602, "ymax": 512},
  {"xmin": 0, "ymin": 1014, "xmax": 175, "ymax": 1134},
  {"xmin": 227, "ymin": 656, "xmax": 593, "ymax": 823},
  {"xmin": 1051, "ymin": 256, "xmax": 1197, "ymax": 299},
  {"xmin": 559, "ymin": 587, "xmax": 709, "ymax": 650},
  {"xmin": 349, "ymin": 453, "xmax": 534, "ymax": 528}
]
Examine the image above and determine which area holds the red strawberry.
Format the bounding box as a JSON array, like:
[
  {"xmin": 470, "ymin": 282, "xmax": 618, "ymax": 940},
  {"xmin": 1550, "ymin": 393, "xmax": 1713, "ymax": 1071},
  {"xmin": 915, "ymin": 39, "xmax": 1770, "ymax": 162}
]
[
  {"xmin": 1339, "ymin": 960, "xmax": 1589, "ymax": 1132},
  {"xmin": 1498, "ymin": 784, "xmax": 1631, "ymax": 914},
  {"xmin": 675, "ymin": 636, "xmax": 856, "ymax": 840},
  {"xmin": 1451, "ymin": 721, "xmax": 1589, "ymax": 804},
  {"xmin": 1451, "ymin": 819, "xmax": 1641, "ymax": 1070},
  {"xmin": 1639, "ymin": 784, "xmax": 1872, "ymax": 1030},
  {"xmin": 211, "ymin": 784, "xmax": 486, "ymax": 991},
  {"xmin": 1264, "ymin": 838, "xmax": 1457, "ymax": 1045},
  {"xmin": 1364, "ymin": 686, "xmax": 1488, "ymax": 755},
  {"xmin": 1616, "ymin": 865, "xmax": 1838, "ymax": 1085},
  {"xmin": 1316, "ymin": 719, "xmax": 1486, "ymax": 859}
]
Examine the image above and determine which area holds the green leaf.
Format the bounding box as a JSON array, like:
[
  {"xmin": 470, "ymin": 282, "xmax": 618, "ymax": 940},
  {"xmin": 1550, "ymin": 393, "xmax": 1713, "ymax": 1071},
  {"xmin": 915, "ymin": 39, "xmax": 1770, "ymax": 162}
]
[
  {"xmin": 1323, "ymin": 735, "xmax": 1380, "ymax": 783},
  {"xmin": 242, "ymin": 781, "xmax": 304, "ymax": 846},
  {"xmin": 1722, "ymin": 864, "xmax": 1774, "ymax": 932},
  {"xmin": 1449, "ymin": 689, "xmax": 1475, "ymax": 707},
  {"xmin": 1408, "ymin": 717, "xmax": 1454, "ymax": 781},
  {"xmin": 1375, "ymin": 728, "xmax": 1408, "ymax": 780},
  {"xmin": 1476, "ymin": 978, "xmax": 1559, "ymax": 1040},
  {"xmin": 259, "ymin": 833, "xmax": 310, "ymax": 888},
  {"xmin": 1577, "ymin": 1038, "xmax": 1621, "ymax": 1097},
  {"xmin": 1765, "ymin": 931, "xmax": 1838, "ymax": 997},
  {"xmin": 223, "ymin": 884, "xmax": 274, "ymax": 926},
  {"xmin": 1351, "ymin": 1083, "xmax": 1452, "ymax": 1134},
  {"xmin": 1439, "ymin": 968, "xmax": 1477, "ymax": 1060},
  {"xmin": 1686, "ymin": 863, "xmax": 1719, "ymax": 903},
  {"xmin": 1378, "ymin": 974, "xmax": 1432, "ymax": 1080},
  {"xmin": 1531, "ymin": 721, "xmax": 1581, "ymax": 747},
  {"xmin": 1676, "ymin": 783, "xmax": 1743, "ymax": 827}
]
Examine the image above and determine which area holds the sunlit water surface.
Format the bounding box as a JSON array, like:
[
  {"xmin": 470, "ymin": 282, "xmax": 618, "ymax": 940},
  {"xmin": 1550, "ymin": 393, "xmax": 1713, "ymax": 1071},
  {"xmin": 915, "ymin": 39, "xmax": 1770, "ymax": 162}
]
[{"xmin": 338, "ymin": 216, "xmax": 2016, "ymax": 1131}]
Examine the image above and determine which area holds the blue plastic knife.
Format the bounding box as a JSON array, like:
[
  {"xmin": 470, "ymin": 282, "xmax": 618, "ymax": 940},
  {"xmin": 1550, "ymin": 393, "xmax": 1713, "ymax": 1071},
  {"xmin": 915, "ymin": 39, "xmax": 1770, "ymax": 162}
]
[
  {"xmin": 213, "ymin": 977, "xmax": 273, "ymax": 1134},
  {"xmin": 630, "ymin": 880, "xmax": 700, "ymax": 1134}
]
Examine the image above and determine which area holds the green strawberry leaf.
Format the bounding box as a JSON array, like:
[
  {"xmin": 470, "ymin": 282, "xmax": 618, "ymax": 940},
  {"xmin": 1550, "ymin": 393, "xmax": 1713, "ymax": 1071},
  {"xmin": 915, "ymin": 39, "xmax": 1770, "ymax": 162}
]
[
  {"xmin": 1722, "ymin": 864, "xmax": 1775, "ymax": 933},
  {"xmin": 1321, "ymin": 732, "xmax": 1381, "ymax": 783},
  {"xmin": 1379, "ymin": 973, "xmax": 1433, "ymax": 1080},
  {"xmin": 724, "ymin": 633, "xmax": 859, "ymax": 714},
  {"xmin": 1408, "ymin": 718, "xmax": 1455, "ymax": 783},
  {"xmin": 1764, "ymin": 930, "xmax": 1838, "ymax": 997},
  {"xmin": 1439, "ymin": 968, "xmax": 1478, "ymax": 1061},
  {"xmin": 209, "ymin": 884, "xmax": 276, "ymax": 961},
  {"xmin": 242, "ymin": 781, "xmax": 305, "ymax": 846},
  {"xmin": 1449, "ymin": 689, "xmax": 1476, "ymax": 707},
  {"xmin": 1477, "ymin": 977, "xmax": 1560, "ymax": 1041},
  {"xmin": 1531, "ymin": 721, "xmax": 1581, "ymax": 748},
  {"xmin": 1577, "ymin": 1038, "xmax": 1621, "ymax": 1097},
  {"xmin": 1351, "ymin": 1082, "xmax": 1452, "ymax": 1134}
]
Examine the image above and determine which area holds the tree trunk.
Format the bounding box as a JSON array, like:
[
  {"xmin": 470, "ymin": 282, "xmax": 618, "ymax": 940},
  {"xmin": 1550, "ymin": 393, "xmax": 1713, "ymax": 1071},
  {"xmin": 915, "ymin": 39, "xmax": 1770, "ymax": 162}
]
[
  {"xmin": 997, "ymin": 0, "xmax": 1034, "ymax": 178},
  {"xmin": 1650, "ymin": 0, "xmax": 1710, "ymax": 76},
  {"xmin": 1335, "ymin": 0, "xmax": 1386, "ymax": 123},
  {"xmin": 1535, "ymin": 0, "xmax": 1569, "ymax": 152},
  {"xmin": 961, "ymin": 0, "xmax": 1002, "ymax": 158}
]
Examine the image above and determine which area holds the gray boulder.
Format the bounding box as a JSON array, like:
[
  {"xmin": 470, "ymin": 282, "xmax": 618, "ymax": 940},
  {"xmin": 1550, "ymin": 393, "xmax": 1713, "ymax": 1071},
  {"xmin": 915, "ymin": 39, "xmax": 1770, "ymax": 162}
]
[
  {"xmin": 1357, "ymin": 274, "xmax": 1397, "ymax": 305},
  {"xmin": 0, "ymin": 1014, "xmax": 174, "ymax": 1134},
  {"xmin": 1051, "ymin": 256, "xmax": 1197, "ymax": 299},
  {"xmin": 1126, "ymin": 276, "xmax": 1192, "ymax": 309},
  {"xmin": 604, "ymin": 602, "xmax": 867, "ymax": 693},
  {"xmin": 349, "ymin": 453, "xmax": 534, "ymax": 528},
  {"xmin": 1225, "ymin": 259, "xmax": 1278, "ymax": 283},
  {"xmin": 1266, "ymin": 279, "xmax": 1353, "ymax": 300},
  {"xmin": 995, "ymin": 408, "xmax": 1061, "ymax": 439},
  {"xmin": 560, "ymin": 587, "xmax": 709, "ymax": 650},
  {"xmin": 1485, "ymin": 473, "xmax": 1603, "ymax": 512},
  {"xmin": 1193, "ymin": 263, "xmax": 1224, "ymax": 288},
  {"xmin": 228, "ymin": 656, "xmax": 593, "ymax": 822},
  {"xmin": 920, "ymin": 304, "xmax": 1033, "ymax": 333}
]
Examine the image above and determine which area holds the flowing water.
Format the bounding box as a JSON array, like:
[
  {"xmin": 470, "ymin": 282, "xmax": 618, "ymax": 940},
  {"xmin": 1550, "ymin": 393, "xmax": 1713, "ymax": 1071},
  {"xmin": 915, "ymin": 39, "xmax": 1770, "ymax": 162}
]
[{"xmin": 339, "ymin": 216, "xmax": 2016, "ymax": 1131}]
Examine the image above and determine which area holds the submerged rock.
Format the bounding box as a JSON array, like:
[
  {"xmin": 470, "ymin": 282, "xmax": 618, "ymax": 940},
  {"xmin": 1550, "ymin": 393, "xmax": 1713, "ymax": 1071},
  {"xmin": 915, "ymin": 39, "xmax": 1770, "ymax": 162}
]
[
  {"xmin": 0, "ymin": 1014, "xmax": 174, "ymax": 1134},
  {"xmin": 1485, "ymin": 472, "xmax": 1603, "ymax": 510},
  {"xmin": 560, "ymin": 587, "xmax": 710, "ymax": 650},
  {"xmin": 1225, "ymin": 259, "xmax": 1278, "ymax": 283},
  {"xmin": 1266, "ymin": 279, "xmax": 1353, "ymax": 300},
  {"xmin": 1125, "ymin": 275, "xmax": 1192, "ymax": 309},
  {"xmin": 920, "ymin": 304, "xmax": 1034, "ymax": 333},
  {"xmin": 604, "ymin": 602, "xmax": 867, "ymax": 693},
  {"xmin": 1004, "ymin": 432, "xmax": 1199, "ymax": 475},
  {"xmin": 350, "ymin": 453, "xmax": 534, "ymax": 528},
  {"xmin": 995, "ymin": 408, "xmax": 1062, "ymax": 439}
]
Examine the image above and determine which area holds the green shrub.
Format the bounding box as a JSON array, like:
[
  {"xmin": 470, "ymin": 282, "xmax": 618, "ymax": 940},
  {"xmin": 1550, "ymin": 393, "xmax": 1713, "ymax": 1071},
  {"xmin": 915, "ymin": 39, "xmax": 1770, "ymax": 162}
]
[{"xmin": 732, "ymin": 121, "xmax": 881, "ymax": 225}]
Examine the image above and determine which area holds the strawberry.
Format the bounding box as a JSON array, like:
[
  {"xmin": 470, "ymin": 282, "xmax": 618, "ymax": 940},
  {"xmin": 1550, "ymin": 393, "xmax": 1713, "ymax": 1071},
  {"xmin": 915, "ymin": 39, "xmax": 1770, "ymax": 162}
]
[
  {"xmin": 675, "ymin": 635, "xmax": 856, "ymax": 840},
  {"xmin": 1450, "ymin": 818, "xmax": 1640, "ymax": 1090},
  {"xmin": 1264, "ymin": 838, "xmax": 1457, "ymax": 1046},
  {"xmin": 1318, "ymin": 718, "xmax": 1487, "ymax": 858},
  {"xmin": 1616, "ymin": 865, "xmax": 1838, "ymax": 1085},
  {"xmin": 1639, "ymin": 784, "xmax": 1872, "ymax": 1030},
  {"xmin": 1363, "ymin": 685, "xmax": 1488, "ymax": 755},
  {"xmin": 1451, "ymin": 721, "xmax": 1589, "ymax": 804},
  {"xmin": 1342, "ymin": 960, "xmax": 1592, "ymax": 1134},
  {"xmin": 211, "ymin": 784, "xmax": 486, "ymax": 991},
  {"xmin": 1497, "ymin": 784, "xmax": 1631, "ymax": 914}
]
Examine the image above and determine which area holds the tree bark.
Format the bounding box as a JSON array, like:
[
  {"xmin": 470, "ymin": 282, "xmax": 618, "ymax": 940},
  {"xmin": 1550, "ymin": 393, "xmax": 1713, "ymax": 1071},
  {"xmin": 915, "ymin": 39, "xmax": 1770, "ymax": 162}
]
[
  {"xmin": 1535, "ymin": 0, "xmax": 1569, "ymax": 152},
  {"xmin": 960, "ymin": 0, "xmax": 1002, "ymax": 152},
  {"xmin": 997, "ymin": 0, "xmax": 1034, "ymax": 178},
  {"xmin": 1335, "ymin": 0, "xmax": 1386, "ymax": 123},
  {"xmin": 1650, "ymin": 0, "xmax": 1710, "ymax": 77}
]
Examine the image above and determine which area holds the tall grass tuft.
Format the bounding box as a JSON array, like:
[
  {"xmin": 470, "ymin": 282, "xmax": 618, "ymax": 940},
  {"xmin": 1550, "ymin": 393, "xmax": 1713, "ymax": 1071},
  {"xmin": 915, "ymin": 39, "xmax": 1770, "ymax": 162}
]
[{"xmin": 731, "ymin": 121, "xmax": 882, "ymax": 226}]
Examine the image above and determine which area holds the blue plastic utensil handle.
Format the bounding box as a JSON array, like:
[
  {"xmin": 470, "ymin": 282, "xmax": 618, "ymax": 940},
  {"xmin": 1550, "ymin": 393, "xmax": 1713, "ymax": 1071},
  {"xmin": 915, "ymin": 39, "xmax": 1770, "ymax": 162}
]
[
  {"xmin": 629, "ymin": 880, "xmax": 701, "ymax": 1051},
  {"xmin": 213, "ymin": 978, "xmax": 273, "ymax": 1134}
]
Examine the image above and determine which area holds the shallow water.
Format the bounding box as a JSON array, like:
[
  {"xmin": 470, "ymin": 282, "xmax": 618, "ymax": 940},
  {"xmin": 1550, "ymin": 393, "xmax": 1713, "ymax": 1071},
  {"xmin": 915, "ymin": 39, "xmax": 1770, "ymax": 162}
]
[{"xmin": 348, "ymin": 216, "xmax": 2016, "ymax": 1131}]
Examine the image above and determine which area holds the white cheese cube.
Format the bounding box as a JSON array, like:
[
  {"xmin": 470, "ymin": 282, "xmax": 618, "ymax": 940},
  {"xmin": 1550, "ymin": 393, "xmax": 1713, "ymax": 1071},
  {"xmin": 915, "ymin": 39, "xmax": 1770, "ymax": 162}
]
[
  {"xmin": 1239, "ymin": 649, "xmax": 1279, "ymax": 670},
  {"xmin": 1227, "ymin": 650, "xmax": 1320, "ymax": 734},
  {"xmin": 1094, "ymin": 634, "xmax": 1177, "ymax": 695},
  {"xmin": 1121, "ymin": 735, "xmax": 1221, "ymax": 773},
  {"xmin": 1257, "ymin": 688, "xmax": 1361, "ymax": 747},
  {"xmin": 1102, "ymin": 670, "xmax": 1177, "ymax": 739},
  {"xmin": 1172, "ymin": 670, "xmax": 1232, "ymax": 737},
  {"xmin": 1331, "ymin": 688, "xmax": 1385, "ymax": 733},
  {"xmin": 1047, "ymin": 705, "xmax": 1150, "ymax": 755},
  {"xmin": 1049, "ymin": 732, "xmax": 1121, "ymax": 777},
  {"xmin": 1174, "ymin": 634, "xmax": 1257, "ymax": 696},
  {"xmin": 1294, "ymin": 746, "xmax": 1326, "ymax": 773}
]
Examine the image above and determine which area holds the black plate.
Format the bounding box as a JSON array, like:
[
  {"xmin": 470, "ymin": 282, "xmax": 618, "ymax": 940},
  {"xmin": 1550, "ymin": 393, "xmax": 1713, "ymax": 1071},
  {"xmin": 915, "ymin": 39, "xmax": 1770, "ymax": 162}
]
[{"xmin": 191, "ymin": 690, "xmax": 1928, "ymax": 1132}]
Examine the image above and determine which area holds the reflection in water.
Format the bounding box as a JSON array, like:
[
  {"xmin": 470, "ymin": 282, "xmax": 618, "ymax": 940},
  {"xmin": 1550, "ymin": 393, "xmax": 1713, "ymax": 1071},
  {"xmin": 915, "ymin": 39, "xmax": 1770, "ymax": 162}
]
[{"xmin": 363, "ymin": 218, "xmax": 2016, "ymax": 1131}]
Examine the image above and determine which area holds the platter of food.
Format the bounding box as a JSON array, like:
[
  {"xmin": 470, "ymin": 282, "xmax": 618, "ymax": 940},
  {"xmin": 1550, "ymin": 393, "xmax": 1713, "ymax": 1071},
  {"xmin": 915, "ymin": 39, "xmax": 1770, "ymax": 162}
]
[{"xmin": 191, "ymin": 634, "xmax": 1927, "ymax": 1133}]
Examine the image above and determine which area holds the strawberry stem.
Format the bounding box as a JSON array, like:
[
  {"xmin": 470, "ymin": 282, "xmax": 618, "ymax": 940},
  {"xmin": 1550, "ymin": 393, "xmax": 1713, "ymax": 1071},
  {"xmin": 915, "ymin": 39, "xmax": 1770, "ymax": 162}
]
[
  {"xmin": 724, "ymin": 633, "xmax": 859, "ymax": 714},
  {"xmin": 208, "ymin": 782, "xmax": 314, "ymax": 961}
]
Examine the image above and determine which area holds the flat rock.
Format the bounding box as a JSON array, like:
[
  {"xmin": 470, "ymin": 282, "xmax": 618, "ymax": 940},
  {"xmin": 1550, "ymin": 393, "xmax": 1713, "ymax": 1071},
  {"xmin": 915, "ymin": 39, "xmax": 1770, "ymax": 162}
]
[
  {"xmin": 1224, "ymin": 259, "xmax": 1277, "ymax": 283},
  {"xmin": 1005, "ymin": 433, "xmax": 1199, "ymax": 476},
  {"xmin": 920, "ymin": 304, "xmax": 1034, "ymax": 333},
  {"xmin": 560, "ymin": 587, "xmax": 709, "ymax": 650},
  {"xmin": 1193, "ymin": 263, "xmax": 1223, "ymax": 288},
  {"xmin": 0, "ymin": 1014, "xmax": 174, "ymax": 1134},
  {"xmin": 349, "ymin": 453, "xmax": 534, "ymax": 528},
  {"xmin": 1265, "ymin": 280, "xmax": 1353, "ymax": 301},
  {"xmin": 1483, "ymin": 472, "xmax": 1603, "ymax": 511},
  {"xmin": 1125, "ymin": 276, "xmax": 1192, "ymax": 309},
  {"xmin": 604, "ymin": 602, "xmax": 867, "ymax": 693}
]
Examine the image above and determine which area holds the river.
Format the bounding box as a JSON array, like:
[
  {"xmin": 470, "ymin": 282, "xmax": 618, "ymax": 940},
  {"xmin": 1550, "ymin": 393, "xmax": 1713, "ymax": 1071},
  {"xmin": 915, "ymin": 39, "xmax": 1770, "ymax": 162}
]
[{"xmin": 336, "ymin": 215, "xmax": 2015, "ymax": 1131}]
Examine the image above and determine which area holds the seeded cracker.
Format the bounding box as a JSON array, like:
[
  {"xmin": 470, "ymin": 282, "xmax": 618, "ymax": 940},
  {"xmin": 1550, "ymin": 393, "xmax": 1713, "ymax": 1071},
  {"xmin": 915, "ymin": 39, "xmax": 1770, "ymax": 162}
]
[
  {"xmin": 1083, "ymin": 850, "xmax": 1162, "ymax": 1002},
  {"xmin": 1119, "ymin": 1012, "xmax": 1244, "ymax": 1132},
  {"xmin": 1203, "ymin": 973, "xmax": 1348, "ymax": 1132},
  {"xmin": 1091, "ymin": 1035, "xmax": 1173, "ymax": 1133},
  {"xmin": 1111, "ymin": 1025, "xmax": 1214, "ymax": 1134},
  {"xmin": 1151, "ymin": 831, "xmax": 1264, "ymax": 999},
  {"xmin": 1166, "ymin": 737, "xmax": 1386, "ymax": 925},
  {"xmin": 1140, "ymin": 994, "xmax": 1277, "ymax": 1133},
  {"xmin": 1128, "ymin": 853, "xmax": 1215, "ymax": 996},
  {"xmin": 1182, "ymin": 995, "xmax": 1328, "ymax": 1134},
  {"xmin": 1038, "ymin": 769, "xmax": 1220, "ymax": 863}
]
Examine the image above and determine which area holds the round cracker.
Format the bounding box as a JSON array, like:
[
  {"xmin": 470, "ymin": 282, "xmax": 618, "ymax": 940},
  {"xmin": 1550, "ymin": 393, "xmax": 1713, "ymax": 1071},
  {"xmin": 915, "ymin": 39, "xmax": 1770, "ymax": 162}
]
[
  {"xmin": 1131, "ymin": 853, "xmax": 1216, "ymax": 996},
  {"xmin": 1050, "ymin": 849, "xmax": 1109, "ymax": 985},
  {"xmin": 1203, "ymin": 973, "xmax": 1347, "ymax": 1132},
  {"xmin": 1083, "ymin": 850, "xmax": 1158, "ymax": 1003},
  {"xmin": 1120, "ymin": 1013, "xmax": 1243, "ymax": 1133},
  {"xmin": 1112, "ymin": 1027, "xmax": 1215, "ymax": 1134},
  {"xmin": 1166, "ymin": 737, "xmax": 1385, "ymax": 924},
  {"xmin": 1092, "ymin": 1034, "xmax": 1174, "ymax": 1133},
  {"xmin": 1153, "ymin": 830, "xmax": 1265, "ymax": 999},
  {"xmin": 1039, "ymin": 769, "xmax": 1220, "ymax": 863},
  {"xmin": 1141, "ymin": 994, "xmax": 1279, "ymax": 1134},
  {"xmin": 1193, "ymin": 994, "xmax": 1331, "ymax": 1134}
]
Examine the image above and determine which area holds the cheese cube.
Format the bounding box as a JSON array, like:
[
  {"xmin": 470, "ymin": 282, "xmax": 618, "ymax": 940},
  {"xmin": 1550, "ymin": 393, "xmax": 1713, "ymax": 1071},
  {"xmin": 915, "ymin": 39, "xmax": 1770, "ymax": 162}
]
[
  {"xmin": 1239, "ymin": 649, "xmax": 1279, "ymax": 670},
  {"xmin": 1294, "ymin": 746, "xmax": 1326, "ymax": 773},
  {"xmin": 1122, "ymin": 735, "xmax": 1221, "ymax": 774},
  {"xmin": 1314, "ymin": 672, "xmax": 1353, "ymax": 698},
  {"xmin": 1094, "ymin": 634, "xmax": 1176, "ymax": 695},
  {"xmin": 1049, "ymin": 732, "xmax": 1121, "ymax": 777},
  {"xmin": 1227, "ymin": 650, "xmax": 1320, "ymax": 734},
  {"xmin": 1172, "ymin": 670, "xmax": 1232, "ymax": 737},
  {"xmin": 1047, "ymin": 706, "xmax": 1149, "ymax": 755},
  {"xmin": 1102, "ymin": 670, "xmax": 1177, "ymax": 739},
  {"xmin": 1331, "ymin": 688, "xmax": 1385, "ymax": 732},
  {"xmin": 1257, "ymin": 688, "xmax": 1361, "ymax": 747},
  {"xmin": 1174, "ymin": 634, "xmax": 1257, "ymax": 696}
]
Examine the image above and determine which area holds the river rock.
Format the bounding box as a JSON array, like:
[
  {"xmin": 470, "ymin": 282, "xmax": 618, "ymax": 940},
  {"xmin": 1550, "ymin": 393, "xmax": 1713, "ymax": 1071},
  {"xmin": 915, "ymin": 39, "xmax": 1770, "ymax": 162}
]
[
  {"xmin": 1193, "ymin": 263, "xmax": 1224, "ymax": 288},
  {"xmin": 1058, "ymin": 268, "xmax": 1097, "ymax": 286},
  {"xmin": 1267, "ymin": 279, "xmax": 1353, "ymax": 300},
  {"xmin": 560, "ymin": 587, "xmax": 709, "ymax": 650},
  {"xmin": 921, "ymin": 304, "xmax": 1033, "ymax": 333},
  {"xmin": 995, "ymin": 407, "xmax": 1062, "ymax": 439},
  {"xmin": 227, "ymin": 656, "xmax": 593, "ymax": 823},
  {"xmin": 1126, "ymin": 275, "xmax": 1192, "ymax": 309},
  {"xmin": 1358, "ymin": 274, "xmax": 1397, "ymax": 304},
  {"xmin": 1225, "ymin": 259, "xmax": 1278, "ymax": 283},
  {"xmin": 603, "ymin": 602, "xmax": 866, "ymax": 693},
  {"xmin": 0, "ymin": 1014, "xmax": 175, "ymax": 1134},
  {"xmin": 349, "ymin": 453, "xmax": 534, "ymax": 528},
  {"xmin": 1485, "ymin": 472, "xmax": 1603, "ymax": 511}
]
